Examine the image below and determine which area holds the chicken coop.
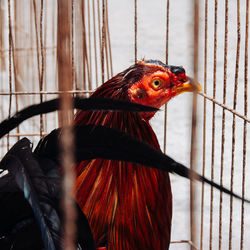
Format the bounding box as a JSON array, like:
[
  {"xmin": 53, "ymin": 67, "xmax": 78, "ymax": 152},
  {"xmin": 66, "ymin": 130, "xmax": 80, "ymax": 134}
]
[{"xmin": 0, "ymin": 0, "xmax": 249, "ymax": 249}]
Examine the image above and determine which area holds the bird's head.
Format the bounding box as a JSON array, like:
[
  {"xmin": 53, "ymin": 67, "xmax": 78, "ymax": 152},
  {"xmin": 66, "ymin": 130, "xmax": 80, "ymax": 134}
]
[
  {"xmin": 128, "ymin": 60, "xmax": 201, "ymax": 110},
  {"xmin": 91, "ymin": 59, "xmax": 201, "ymax": 120}
]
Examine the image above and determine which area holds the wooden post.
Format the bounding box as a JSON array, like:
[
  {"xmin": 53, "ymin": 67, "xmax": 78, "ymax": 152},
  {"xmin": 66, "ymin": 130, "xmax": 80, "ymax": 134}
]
[{"xmin": 57, "ymin": 1, "xmax": 76, "ymax": 249}]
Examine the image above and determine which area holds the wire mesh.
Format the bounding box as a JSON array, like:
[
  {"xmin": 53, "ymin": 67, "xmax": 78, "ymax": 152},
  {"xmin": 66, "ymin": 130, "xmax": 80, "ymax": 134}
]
[{"xmin": 0, "ymin": 0, "xmax": 249, "ymax": 249}]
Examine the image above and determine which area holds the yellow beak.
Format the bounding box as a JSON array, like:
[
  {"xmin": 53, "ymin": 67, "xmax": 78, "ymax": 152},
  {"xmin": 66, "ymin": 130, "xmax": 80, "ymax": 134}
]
[{"xmin": 173, "ymin": 77, "xmax": 202, "ymax": 94}]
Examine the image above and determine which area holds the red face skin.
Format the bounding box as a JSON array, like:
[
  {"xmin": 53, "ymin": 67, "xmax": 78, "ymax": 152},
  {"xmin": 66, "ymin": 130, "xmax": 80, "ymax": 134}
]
[{"xmin": 128, "ymin": 68, "xmax": 190, "ymax": 119}]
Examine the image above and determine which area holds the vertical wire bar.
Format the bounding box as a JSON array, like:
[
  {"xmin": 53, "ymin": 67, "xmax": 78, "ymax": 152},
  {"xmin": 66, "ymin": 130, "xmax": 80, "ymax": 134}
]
[
  {"xmin": 87, "ymin": 0, "xmax": 92, "ymax": 90},
  {"xmin": 209, "ymin": 1, "xmax": 218, "ymax": 249},
  {"xmin": 165, "ymin": 0, "xmax": 170, "ymax": 65},
  {"xmin": 163, "ymin": 0, "xmax": 170, "ymax": 154},
  {"xmin": 240, "ymin": 1, "xmax": 249, "ymax": 248},
  {"xmin": 81, "ymin": 0, "xmax": 92, "ymax": 94},
  {"xmin": 40, "ymin": 0, "xmax": 44, "ymax": 138},
  {"xmin": 82, "ymin": 0, "xmax": 91, "ymax": 92},
  {"xmin": 72, "ymin": 0, "xmax": 76, "ymax": 91},
  {"xmin": 105, "ymin": 0, "xmax": 113, "ymax": 77},
  {"xmin": 81, "ymin": 0, "xmax": 87, "ymax": 91},
  {"xmin": 134, "ymin": 0, "xmax": 137, "ymax": 63},
  {"xmin": 190, "ymin": 0, "xmax": 199, "ymax": 249},
  {"xmin": 0, "ymin": 2, "xmax": 6, "ymax": 71},
  {"xmin": 7, "ymin": 0, "xmax": 12, "ymax": 150},
  {"xmin": 0, "ymin": 1, "xmax": 4, "ymax": 156},
  {"xmin": 97, "ymin": 0, "xmax": 102, "ymax": 61},
  {"xmin": 104, "ymin": 17, "xmax": 110, "ymax": 79},
  {"xmin": 92, "ymin": 0, "xmax": 98, "ymax": 88},
  {"xmin": 104, "ymin": 0, "xmax": 110, "ymax": 79},
  {"xmin": 53, "ymin": 2, "xmax": 58, "ymax": 99},
  {"xmin": 13, "ymin": 2, "xmax": 20, "ymax": 142},
  {"xmin": 200, "ymin": 1, "xmax": 208, "ymax": 249},
  {"xmin": 101, "ymin": 0, "xmax": 105, "ymax": 83},
  {"xmin": 43, "ymin": 0, "xmax": 48, "ymax": 133},
  {"xmin": 29, "ymin": 1, "xmax": 36, "ymax": 130},
  {"xmin": 33, "ymin": 0, "xmax": 44, "ymax": 136},
  {"xmin": 33, "ymin": 1, "xmax": 41, "ymax": 89},
  {"xmin": 218, "ymin": 1, "xmax": 228, "ymax": 249},
  {"xmin": 11, "ymin": 50, "xmax": 19, "ymax": 143},
  {"xmin": 57, "ymin": 1, "xmax": 76, "ymax": 249},
  {"xmin": 229, "ymin": 1, "xmax": 241, "ymax": 249}
]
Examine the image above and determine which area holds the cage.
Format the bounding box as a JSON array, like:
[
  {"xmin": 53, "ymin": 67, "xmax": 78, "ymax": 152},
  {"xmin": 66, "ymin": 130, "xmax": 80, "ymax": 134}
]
[{"xmin": 0, "ymin": 0, "xmax": 249, "ymax": 249}]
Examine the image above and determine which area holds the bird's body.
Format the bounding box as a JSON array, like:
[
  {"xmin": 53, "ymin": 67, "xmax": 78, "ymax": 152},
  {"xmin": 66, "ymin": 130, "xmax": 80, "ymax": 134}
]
[
  {"xmin": 75, "ymin": 107, "xmax": 172, "ymax": 249},
  {"xmin": 74, "ymin": 60, "xmax": 198, "ymax": 249}
]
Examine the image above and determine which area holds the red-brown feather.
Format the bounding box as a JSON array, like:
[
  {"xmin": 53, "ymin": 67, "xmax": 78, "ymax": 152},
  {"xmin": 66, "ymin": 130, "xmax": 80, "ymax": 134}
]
[{"xmin": 74, "ymin": 63, "xmax": 172, "ymax": 249}]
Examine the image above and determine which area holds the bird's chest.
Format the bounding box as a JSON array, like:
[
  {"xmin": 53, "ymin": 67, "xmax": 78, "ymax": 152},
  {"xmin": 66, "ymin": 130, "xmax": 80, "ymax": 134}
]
[
  {"xmin": 75, "ymin": 111, "xmax": 172, "ymax": 248},
  {"xmin": 76, "ymin": 158, "xmax": 172, "ymax": 249}
]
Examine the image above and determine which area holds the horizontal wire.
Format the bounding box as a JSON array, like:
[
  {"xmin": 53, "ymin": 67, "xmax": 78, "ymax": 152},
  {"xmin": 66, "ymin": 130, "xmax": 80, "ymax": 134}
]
[
  {"xmin": 0, "ymin": 90, "xmax": 93, "ymax": 95},
  {"xmin": 198, "ymin": 92, "xmax": 250, "ymax": 123},
  {"xmin": 170, "ymin": 240, "xmax": 199, "ymax": 249},
  {"xmin": 3, "ymin": 133, "xmax": 49, "ymax": 137},
  {"xmin": 0, "ymin": 90, "xmax": 248, "ymax": 123},
  {"xmin": 0, "ymin": 46, "xmax": 56, "ymax": 53}
]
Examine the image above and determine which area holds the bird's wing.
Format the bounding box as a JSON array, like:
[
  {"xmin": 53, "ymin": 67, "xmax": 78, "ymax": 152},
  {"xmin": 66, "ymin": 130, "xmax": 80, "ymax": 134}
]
[{"xmin": 0, "ymin": 138, "xmax": 96, "ymax": 250}]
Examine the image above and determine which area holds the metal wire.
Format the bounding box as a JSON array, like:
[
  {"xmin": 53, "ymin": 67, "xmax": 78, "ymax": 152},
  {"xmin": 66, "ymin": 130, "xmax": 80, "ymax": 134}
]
[
  {"xmin": 209, "ymin": 1, "xmax": 218, "ymax": 248},
  {"xmin": 218, "ymin": 1, "xmax": 228, "ymax": 249},
  {"xmin": 198, "ymin": 92, "xmax": 250, "ymax": 123},
  {"xmin": 11, "ymin": 2, "xmax": 19, "ymax": 141},
  {"xmin": 7, "ymin": 0, "xmax": 12, "ymax": 151},
  {"xmin": 163, "ymin": 0, "xmax": 170, "ymax": 154},
  {"xmin": 170, "ymin": 240, "xmax": 199, "ymax": 250},
  {"xmin": 134, "ymin": 0, "xmax": 137, "ymax": 64},
  {"xmin": 229, "ymin": 1, "xmax": 241, "ymax": 249},
  {"xmin": 81, "ymin": 0, "xmax": 87, "ymax": 91},
  {"xmin": 40, "ymin": 0, "xmax": 44, "ymax": 138},
  {"xmin": 240, "ymin": 1, "xmax": 249, "ymax": 249},
  {"xmin": 190, "ymin": 1, "xmax": 199, "ymax": 249},
  {"xmin": 92, "ymin": 0, "xmax": 98, "ymax": 88},
  {"xmin": 104, "ymin": 0, "xmax": 110, "ymax": 80},
  {"xmin": 72, "ymin": 0, "xmax": 76, "ymax": 91},
  {"xmin": 200, "ymin": 0, "xmax": 208, "ymax": 249},
  {"xmin": 43, "ymin": 0, "xmax": 48, "ymax": 133},
  {"xmin": 87, "ymin": 0, "xmax": 93, "ymax": 90},
  {"xmin": 97, "ymin": 0, "xmax": 102, "ymax": 72},
  {"xmin": 101, "ymin": 0, "xmax": 105, "ymax": 83},
  {"xmin": 4, "ymin": 133, "xmax": 48, "ymax": 137},
  {"xmin": 0, "ymin": 90, "xmax": 93, "ymax": 95},
  {"xmin": 85, "ymin": 2, "xmax": 92, "ymax": 92},
  {"xmin": 0, "ymin": 46, "xmax": 56, "ymax": 53},
  {"xmin": 33, "ymin": 0, "xmax": 44, "ymax": 137},
  {"xmin": 105, "ymin": 0, "xmax": 113, "ymax": 78}
]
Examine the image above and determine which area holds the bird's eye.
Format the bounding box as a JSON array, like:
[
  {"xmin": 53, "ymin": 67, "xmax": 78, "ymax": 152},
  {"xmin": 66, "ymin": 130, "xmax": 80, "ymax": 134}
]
[{"xmin": 151, "ymin": 78, "xmax": 164, "ymax": 90}]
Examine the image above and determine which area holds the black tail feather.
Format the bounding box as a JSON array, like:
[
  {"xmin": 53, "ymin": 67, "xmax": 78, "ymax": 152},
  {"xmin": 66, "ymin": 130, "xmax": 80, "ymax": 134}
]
[
  {"xmin": 0, "ymin": 97, "xmax": 158, "ymax": 139},
  {"xmin": 35, "ymin": 124, "xmax": 250, "ymax": 204}
]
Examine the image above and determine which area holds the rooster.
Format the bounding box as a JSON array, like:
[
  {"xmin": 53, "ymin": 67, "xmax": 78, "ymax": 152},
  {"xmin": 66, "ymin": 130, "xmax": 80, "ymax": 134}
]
[
  {"xmin": 0, "ymin": 61, "xmax": 248, "ymax": 249},
  {"xmin": 74, "ymin": 59, "xmax": 201, "ymax": 250}
]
